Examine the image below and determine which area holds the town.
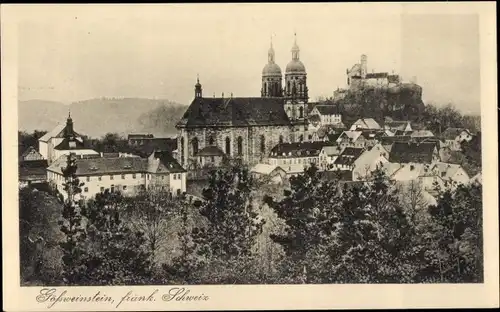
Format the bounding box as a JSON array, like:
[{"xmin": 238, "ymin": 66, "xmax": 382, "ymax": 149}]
[{"xmin": 18, "ymin": 35, "xmax": 483, "ymax": 286}]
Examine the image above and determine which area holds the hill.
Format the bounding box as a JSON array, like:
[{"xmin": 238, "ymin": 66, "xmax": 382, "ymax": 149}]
[{"xmin": 18, "ymin": 98, "xmax": 187, "ymax": 138}]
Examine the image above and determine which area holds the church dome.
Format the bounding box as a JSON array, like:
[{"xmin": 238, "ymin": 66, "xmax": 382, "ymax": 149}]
[
  {"xmin": 285, "ymin": 59, "xmax": 306, "ymax": 74},
  {"xmin": 262, "ymin": 63, "xmax": 282, "ymax": 77}
]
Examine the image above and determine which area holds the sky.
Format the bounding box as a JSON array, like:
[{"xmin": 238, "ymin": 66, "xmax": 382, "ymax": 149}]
[{"xmin": 16, "ymin": 4, "xmax": 480, "ymax": 114}]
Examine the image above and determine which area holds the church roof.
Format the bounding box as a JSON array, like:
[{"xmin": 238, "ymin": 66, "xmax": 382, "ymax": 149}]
[
  {"xmin": 285, "ymin": 59, "xmax": 306, "ymax": 74},
  {"xmin": 176, "ymin": 97, "xmax": 291, "ymax": 128},
  {"xmin": 313, "ymin": 104, "xmax": 341, "ymax": 115},
  {"xmin": 262, "ymin": 63, "xmax": 282, "ymax": 76},
  {"xmin": 196, "ymin": 145, "xmax": 225, "ymax": 157},
  {"xmin": 54, "ymin": 137, "xmax": 85, "ymax": 150},
  {"xmin": 39, "ymin": 123, "xmax": 81, "ymax": 142}
]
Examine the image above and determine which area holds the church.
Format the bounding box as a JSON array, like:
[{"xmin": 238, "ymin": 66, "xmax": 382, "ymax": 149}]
[{"xmin": 176, "ymin": 35, "xmax": 311, "ymax": 169}]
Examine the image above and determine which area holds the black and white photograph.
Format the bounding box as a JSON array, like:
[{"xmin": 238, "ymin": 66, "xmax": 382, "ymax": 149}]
[{"xmin": 2, "ymin": 2, "xmax": 498, "ymax": 311}]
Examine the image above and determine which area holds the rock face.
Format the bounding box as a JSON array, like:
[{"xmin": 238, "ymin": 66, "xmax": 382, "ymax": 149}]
[{"xmin": 336, "ymin": 82, "xmax": 426, "ymax": 126}]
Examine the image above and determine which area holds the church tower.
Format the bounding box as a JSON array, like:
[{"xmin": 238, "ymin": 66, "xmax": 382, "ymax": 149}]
[
  {"xmin": 195, "ymin": 75, "xmax": 202, "ymax": 98},
  {"xmin": 261, "ymin": 37, "xmax": 283, "ymax": 97},
  {"xmin": 284, "ymin": 33, "xmax": 308, "ymax": 122}
]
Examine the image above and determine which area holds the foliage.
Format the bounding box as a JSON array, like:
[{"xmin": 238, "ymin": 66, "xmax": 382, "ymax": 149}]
[
  {"xmin": 461, "ymin": 131, "xmax": 482, "ymax": 169},
  {"xmin": 18, "ymin": 130, "xmax": 47, "ymax": 156}
]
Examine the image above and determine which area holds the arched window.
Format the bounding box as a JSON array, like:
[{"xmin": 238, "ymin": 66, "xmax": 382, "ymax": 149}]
[
  {"xmin": 299, "ymin": 134, "xmax": 304, "ymax": 142},
  {"xmin": 225, "ymin": 137, "xmax": 231, "ymax": 155},
  {"xmin": 287, "ymin": 81, "xmax": 291, "ymax": 93},
  {"xmin": 279, "ymin": 135, "xmax": 284, "ymax": 144},
  {"xmin": 299, "ymin": 106, "xmax": 304, "ymax": 118},
  {"xmin": 208, "ymin": 136, "xmax": 214, "ymax": 145},
  {"xmin": 263, "ymin": 82, "xmax": 267, "ymax": 95},
  {"xmin": 260, "ymin": 135, "xmax": 265, "ymax": 153},
  {"xmin": 191, "ymin": 137, "xmax": 199, "ymax": 156},
  {"xmin": 237, "ymin": 136, "xmax": 243, "ymax": 156},
  {"xmin": 308, "ymin": 134, "xmax": 312, "ymax": 140}
]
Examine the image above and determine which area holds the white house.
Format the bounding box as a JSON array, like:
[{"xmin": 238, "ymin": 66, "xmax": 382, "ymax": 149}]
[
  {"xmin": 441, "ymin": 128, "xmax": 473, "ymax": 151},
  {"xmin": 309, "ymin": 105, "xmax": 342, "ymax": 125},
  {"xmin": 336, "ymin": 131, "xmax": 367, "ymax": 149},
  {"xmin": 39, "ymin": 114, "xmax": 98, "ymax": 164},
  {"xmin": 319, "ymin": 145, "xmax": 343, "ymax": 169},
  {"xmin": 352, "ymin": 143, "xmax": 390, "ymax": 181},
  {"xmin": 47, "ymin": 151, "xmax": 187, "ymax": 200},
  {"xmin": 350, "ymin": 118, "xmax": 381, "ymax": 131},
  {"xmin": 332, "ymin": 147, "xmax": 364, "ymax": 171},
  {"xmin": 268, "ymin": 142, "xmax": 331, "ymax": 175},
  {"xmin": 250, "ymin": 163, "xmax": 287, "ymax": 184}
]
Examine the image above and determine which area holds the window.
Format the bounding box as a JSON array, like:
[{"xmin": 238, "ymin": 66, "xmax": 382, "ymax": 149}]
[
  {"xmin": 161, "ymin": 175, "xmax": 164, "ymax": 180},
  {"xmin": 279, "ymin": 135, "xmax": 284, "ymax": 144},
  {"xmin": 110, "ymin": 175, "xmax": 114, "ymax": 180},
  {"xmin": 209, "ymin": 136, "xmax": 214, "ymax": 145},
  {"xmin": 84, "ymin": 187, "xmax": 88, "ymax": 192},
  {"xmin": 308, "ymin": 134, "xmax": 312, "ymax": 140},
  {"xmin": 98, "ymin": 176, "xmax": 102, "ymax": 181},
  {"xmin": 225, "ymin": 137, "xmax": 231, "ymax": 155},
  {"xmin": 111, "ymin": 185, "xmax": 115, "ymax": 192},
  {"xmin": 299, "ymin": 106, "xmax": 304, "ymax": 118},
  {"xmin": 180, "ymin": 137, "xmax": 185, "ymax": 165},
  {"xmin": 192, "ymin": 137, "xmax": 199, "ymax": 155},
  {"xmin": 123, "ymin": 185, "xmax": 127, "ymax": 190},
  {"xmin": 299, "ymin": 134, "xmax": 304, "ymax": 142},
  {"xmin": 260, "ymin": 135, "xmax": 265, "ymax": 153},
  {"xmin": 86, "ymin": 177, "xmax": 90, "ymax": 182},
  {"xmin": 210, "ymin": 156, "xmax": 215, "ymax": 162},
  {"xmin": 237, "ymin": 136, "xmax": 243, "ymax": 156},
  {"xmin": 121, "ymin": 174, "xmax": 125, "ymax": 179},
  {"xmin": 132, "ymin": 174, "xmax": 136, "ymax": 179},
  {"xmin": 100, "ymin": 187, "xmax": 104, "ymax": 192}
]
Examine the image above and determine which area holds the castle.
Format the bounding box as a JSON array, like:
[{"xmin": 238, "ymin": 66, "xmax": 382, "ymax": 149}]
[{"xmin": 175, "ymin": 35, "xmax": 311, "ymax": 169}]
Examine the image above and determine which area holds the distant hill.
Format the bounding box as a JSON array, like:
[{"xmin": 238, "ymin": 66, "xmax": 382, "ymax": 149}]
[{"xmin": 18, "ymin": 98, "xmax": 188, "ymax": 138}]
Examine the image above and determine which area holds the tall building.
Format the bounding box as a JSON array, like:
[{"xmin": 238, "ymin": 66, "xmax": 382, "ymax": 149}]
[{"xmin": 176, "ymin": 35, "xmax": 310, "ymax": 170}]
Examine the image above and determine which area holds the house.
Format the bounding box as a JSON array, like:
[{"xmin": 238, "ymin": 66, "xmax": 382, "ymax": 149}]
[
  {"xmin": 332, "ymin": 147, "xmax": 364, "ymax": 171},
  {"xmin": 309, "ymin": 104, "xmax": 342, "ymax": 125},
  {"xmin": 196, "ymin": 145, "xmax": 226, "ymax": 168},
  {"xmin": 388, "ymin": 142, "xmax": 440, "ymax": 164},
  {"xmin": 319, "ymin": 145, "xmax": 343, "ymax": 169},
  {"xmin": 441, "ymin": 127, "xmax": 473, "ymax": 151},
  {"xmin": 411, "ymin": 130, "xmax": 435, "ymax": 138},
  {"xmin": 19, "ymin": 146, "xmax": 44, "ymax": 161},
  {"xmin": 352, "ymin": 143, "xmax": 390, "ymax": 181},
  {"xmin": 384, "ymin": 120, "xmax": 412, "ymax": 133},
  {"xmin": 250, "ymin": 163, "xmax": 287, "ymax": 184},
  {"xmin": 130, "ymin": 137, "xmax": 178, "ymax": 157},
  {"xmin": 349, "ymin": 118, "xmax": 381, "ymax": 130},
  {"xmin": 430, "ymin": 162, "xmax": 470, "ymax": 188},
  {"xmin": 336, "ymin": 131, "xmax": 367, "ymax": 149},
  {"xmin": 128, "ymin": 133, "xmax": 154, "ymax": 146},
  {"xmin": 39, "ymin": 114, "xmax": 99, "ymax": 164},
  {"xmin": 47, "ymin": 152, "xmax": 187, "ymax": 200},
  {"xmin": 360, "ymin": 129, "xmax": 386, "ymax": 147},
  {"xmin": 311, "ymin": 125, "xmax": 344, "ymax": 142},
  {"xmin": 19, "ymin": 159, "xmax": 48, "ymax": 188},
  {"xmin": 268, "ymin": 141, "xmax": 331, "ymax": 174}
]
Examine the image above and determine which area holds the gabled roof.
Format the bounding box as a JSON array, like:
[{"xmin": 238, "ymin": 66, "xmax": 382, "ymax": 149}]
[
  {"xmin": 411, "ymin": 130, "xmax": 434, "ymax": 138},
  {"xmin": 47, "ymin": 156, "xmax": 149, "ymax": 176},
  {"xmin": 389, "ymin": 142, "xmax": 437, "ymax": 164},
  {"xmin": 334, "ymin": 147, "xmax": 364, "ymax": 165},
  {"xmin": 469, "ymin": 172, "xmax": 482, "ymax": 185},
  {"xmin": 20, "ymin": 146, "xmax": 43, "ymax": 159},
  {"xmin": 337, "ymin": 131, "xmax": 363, "ymax": 142},
  {"xmin": 390, "ymin": 163, "xmax": 427, "ymax": 181},
  {"xmin": 313, "ymin": 105, "xmax": 341, "ymax": 116},
  {"xmin": 321, "ymin": 145, "xmax": 342, "ymax": 156},
  {"xmin": 151, "ymin": 151, "xmax": 186, "ymax": 173},
  {"xmin": 441, "ymin": 127, "xmax": 471, "ymax": 140},
  {"xmin": 19, "ymin": 160, "xmax": 48, "ymax": 181},
  {"xmin": 196, "ymin": 145, "xmax": 225, "ymax": 157},
  {"xmin": 430, "ymin": 162, "xmax": 468, "ymax": 181},
  {"xmin": 251, "ymin": 163, "xmax": 285, "ymax": 175},
  {"xmin": 385, "ymin": 120, "xmax": 411, "ymax": 131},
  {"xmin": 39, "ymin": 123, "xmax": 81, "ymax": 142},
  {"xmin": 270, "ymin": 141, "xmax": 333, "ymax": 158},
  {"xmin": 177, "ymin": 97, "xmax": 291, "ymax": 128},
  {"xmin": 131, "ymin": 138, "xmax": 177, "ymax": 157},
  {"xmin": 54, "ymin": 137, "xmax": 86, "ymax": 150},
  {"xmin": 352, "ymin": 118, "xmax": 381, "ymax": 130}
]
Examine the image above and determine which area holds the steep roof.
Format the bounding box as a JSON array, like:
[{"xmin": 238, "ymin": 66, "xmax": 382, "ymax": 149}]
[
  {"xmin": 431, "ymin": 162, "xmax": 468, "ymax": 181},
  {"xmin": 19, "ymin": 160, "xmax": 48, "ymax": 181},
  {"xmin": 441, "ymin": 127, "xmax": 471, "ymax": 140},
  {"xmin": 313, "ymin": 105, "xmax": 341, "ymax": 115},
  {"xmin": 250, "ymin": 163, "xmax": 285, "ymax": 175},
  {"xmin": 270, "ymin": 141, "xmax": 333, "ymax": 158},
  {"xmin": 39, "ymin": 123, "xmax": 81, "ymax": 142},
  {"xmin": 334, "ymin": 147, "xmax": 364, "ymax": 166},
  {"xmin": 353, "ymin": 118, "xmax": 381, "ymax": 130},
  {"xmin": 196, "ymin": 145, "xmax": 225, "ymax": 157},
  {"xmin": 20, "ymin": 146, "xmax": 43, "ymax": 160},
  {"xmin": 151, "ymin": 151, "xmax": 186, "ymax": 173},
  {"xmin": 131, "ymin": 138, "xmax": 177, "ymax": 157},
  {"xmin": 54, "ymin": 137, "xmax": 86, "ymax": 150},
  {"xmin": 321, "ymin": 145, "xmax": 342, "ymax": 156},
  {"xmin": 337, "ymin": 131, "xmax": 363, "ymax": 142},
  {"xmin": 411, "ymin": 130, "xmax": 434, "ymax": 138},
  {"xmin": 176, "ymin": 97, "xmax": 291, "ymax": 128},
  {"xmin": 47, "ymin": 156, "xmax": 148, "ymax": 176},
  {"xmin": 389, "ymin": 142, "xmax": 437, "ymax": 164}
]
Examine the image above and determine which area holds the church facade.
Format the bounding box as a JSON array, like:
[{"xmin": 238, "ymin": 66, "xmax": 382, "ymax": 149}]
[{"xmin": 176, "ymin": 35, "xmax": 311, "ymax": 169}]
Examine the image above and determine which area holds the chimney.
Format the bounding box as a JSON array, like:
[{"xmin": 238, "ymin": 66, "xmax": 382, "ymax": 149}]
[{"xmin": 222, "ymin": 92, "xmax": 224, "ymax": 98}]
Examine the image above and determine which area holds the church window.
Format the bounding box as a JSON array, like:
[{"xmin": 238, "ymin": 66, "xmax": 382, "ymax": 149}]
[
  {"xmin": 279, "ymin": 135, "xmax": 284, "ymax": 144},
  {"xmin": 260, "ymin": 135, "xmax": 265, "ymax": 153},
  {"xmin": 225, "ymin": 137, "xmax": 231, "ymax": 155},
  {"xmin": 308, "ymin": 134, "xmax": 312, "ymax": 140},
  {"xmin": 192, "ymin": 138, "xmax": 199, "ymax": 156},
  {"xmin": 237, "ymin": 136, "xmax": 243, "ymax": 156},
  {"xmin": 263, "ymin": 82, "xmax": 267, "ymax": 95},
  {"xmin": 287, "ymin": 81, "xmax": 291, "ymax": 93},
  {"xmin": 208, "ymin": 136, "xmax": 214, "ymax": 145},
  {"xmin": 299, "ymin": 106, "xmax": 304, "ymax": 118}
]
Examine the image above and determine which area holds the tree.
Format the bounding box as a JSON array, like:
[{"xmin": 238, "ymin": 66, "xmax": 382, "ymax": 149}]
[
  {"xmin": 79, "ymin": 190, "xmax": 152, "ymax": 285},
  {"xmin": 421, "ymin": 183, "xmax": 483, "ymax": 282},
  {"xmin": 461, "ymin": 132, "xmax": 482, "ymax": 169},
  {"xmin": 189, "ymin": 165, "xmax": 265, "ymax": 283},
  {"xmin": 58, "ymin": 153, "xmax": 87, "ymax": 285},
  {"xmin": 121, "ymin": 189, "xmax": 177, "ymax": 268}
]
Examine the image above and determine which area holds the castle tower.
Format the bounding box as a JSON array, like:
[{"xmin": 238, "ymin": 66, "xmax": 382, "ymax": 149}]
[
  {"xmin": 261, "ymin": 37, "xmax": 283, "ymax": 97},
  {"xmin": 284, "ymin": 33, "xmax": 308, "ymax": 122},
  {"xmin": 195, "ymin": 75, "xmax": 202, "ymax": 98},
  {"xmin": 360, "ymin": 54, "xmax": 367, "ymax": 79}
]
